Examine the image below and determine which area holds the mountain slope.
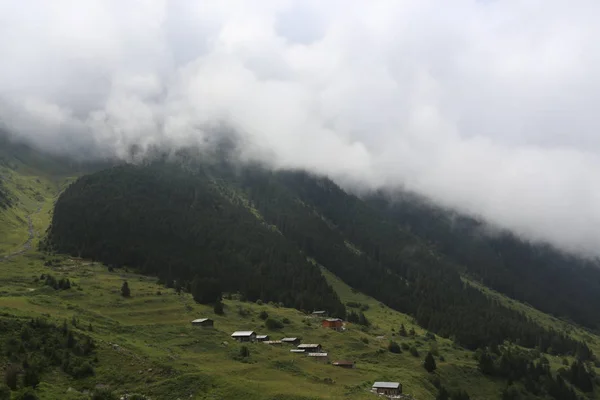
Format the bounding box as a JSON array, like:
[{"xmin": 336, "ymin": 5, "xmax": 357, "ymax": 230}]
[
  {"xmin": 46, "ymin": 163, "xmax": 346, "ymax": 318},
  {"xmin": 48, "ymin": 162, "xmax": 591, "ymax": 359},
  {"xmin": 366, "ymin": 192, "xmax": 600, "ymax": 330}
]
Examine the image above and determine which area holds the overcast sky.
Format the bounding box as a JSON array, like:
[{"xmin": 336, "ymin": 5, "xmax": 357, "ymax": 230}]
[{"xmin": 2, "ymin": 0, "xmax": 600, "ymax": 256}]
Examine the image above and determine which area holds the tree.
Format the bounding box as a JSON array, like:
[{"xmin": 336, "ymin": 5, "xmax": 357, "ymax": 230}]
[
  {"xmin": 4, "ymin": 364, "xmax": 18, "ymax": 390},
  {"xmin": 265, "ymin": 318, "xmax": 284, "ymax": 330},
  {"xmin": 409, "ymin": 327, "xmax": 416, "ymax": 337},
  {"xmin": 436, "ymin": 386, "xmax": 450, "ymax": 400},
  {"xmin": 191, "ymin": 276, "xmax": 221, "ymax": 305},
  {"xmin": 121, "ymin": 281, "xmax": 130, "ymax": 298},
  {"xmin": 239, "ymin": 346, "xmax": 250, "ymax": 358},
  {"xmin": 213, "ymin": 301, "xmax": 224, "ymax": 315},
  {"xmin": 259, "ymin": 310, "xmax": 269, "ymax": 320},
  {"xmin": 358, "ymin": 312, "xmax": 370, "ymax": 327},
  {"xmin": 424, "ymin": 352, "xmax": 437, "ymax": 373},
  {"xmin": 478, "ymin": 351, "xmax": 495, "ymax": 375},
  {"xmin": 451, "ymin": 389, "xmax": 470, "ymax": 400},
  {"xmin": 388, "ymin": 341, "xmax": 401, "ymax": 354},
  {"xmin": 0, "ymin": 384, "xmax": 10, "ymax": 400},
  {"xmin": 399, "ymin": 323, "xmax": 407, "ymax": 336}
]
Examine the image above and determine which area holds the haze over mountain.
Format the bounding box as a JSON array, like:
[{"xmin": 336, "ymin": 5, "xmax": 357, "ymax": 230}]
[{"xmin": 2, "ymin": 1, "xmax": 600, "ymax": 256}]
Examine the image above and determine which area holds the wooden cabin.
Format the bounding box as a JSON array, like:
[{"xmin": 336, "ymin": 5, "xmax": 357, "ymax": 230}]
[
  {"xmin": 191, "ymin": 318, "xmax": 214, "ymax": 328},
  {"xmin": 372, "ymin": 382, "xmax": 402, "ymax": 396}
]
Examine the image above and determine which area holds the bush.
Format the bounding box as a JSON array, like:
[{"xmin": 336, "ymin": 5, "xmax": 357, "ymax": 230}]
[
  {"xmin": 265, "ymin": 318, "xmax": 284, "ymax": 330},
  {"xmin": 92, "ymin": 389, "xmax": 119, "ymax": 400},
  {"xmin": 239, "ymin": 346, "xmax": 250, "ymax": 358},
  {"xmin": 259, "ymin": 311, "xmax": 269, "ymax": 320},
  {"xmin": 388, "ymin": 341, "xmax": 401, "ymax": 354},
  {"xmin": 282, "ymin": 317, "xmax": 291, "ymax": 324},
  {"xmin": 410, "ymin": 346, "xmax": 420, "ymax": 357},
  {"xmin": 127, "ymin": 394, "xmax": 150, "ymax": 400},
  {"xmin": 401, "ymin": 343, "xmax": 410, "ymax": 351},
  {"xmin": 0, "ymin": 385, "xmax": 10, "ymax": 400},
  {"xmin": 121, "ymin": 281, "xmax": 131, "ymax": 298},
  {"xmin": 424, "ymin": 352, "xmax": 437, "ymax": 372},
  {"xmin": 256, "ymin": 299, "xmax": 263, "ymax": 305},
  {"xmin": 4, "ymin": 364, "xmax": 19, "ymax": 390},
  {"xmin": 361, "ymin": 337, "xmax": 369, "ymax": 344},
  {"xmin": 13, "ymin": 389, "xmax": 39, "ymax": 400},
  {"xmin": 213, "ymin": 301, "xmax": 224, "ymax": 315}
]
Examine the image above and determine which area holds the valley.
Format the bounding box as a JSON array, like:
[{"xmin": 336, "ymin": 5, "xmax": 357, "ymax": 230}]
[{"xmin": 1, "ymin": 141, "xmax": 599, "ymax": 399}]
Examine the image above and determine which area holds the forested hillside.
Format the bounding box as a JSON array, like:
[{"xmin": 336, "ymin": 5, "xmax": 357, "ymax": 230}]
[
  {"xmin": 46, "ymin": 164, "xmax": 346, "ymax": 318},
  {"xmin": 366, "ymin": 193, "xmax": 600, "ymax": 330},
  {"xmin": 48, "ymin": 161, "xmax": 594, "ymax": 360}
]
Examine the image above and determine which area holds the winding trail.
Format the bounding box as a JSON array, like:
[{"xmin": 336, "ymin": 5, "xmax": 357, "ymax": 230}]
[{"xmin": 0, "ymin": 204, "xmax": 42, "ymax": 262}]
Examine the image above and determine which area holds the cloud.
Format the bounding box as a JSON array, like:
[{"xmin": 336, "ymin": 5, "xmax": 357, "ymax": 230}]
[{"xmin": 2, "ymin": 0, "xmax": 600, "ymax": 255}]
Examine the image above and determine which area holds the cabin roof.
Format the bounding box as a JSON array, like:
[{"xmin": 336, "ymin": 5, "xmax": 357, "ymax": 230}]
[
  {"xmin": 231, "ymin": 331, "xmax": 255, "ymax": 337},
  {"xmin": 191, "ymin": 318, "xmax": 211, "ymax": 323},
  {"xmin": 373, "ymin": 382, "xmax": 400, "ymax": 389}
]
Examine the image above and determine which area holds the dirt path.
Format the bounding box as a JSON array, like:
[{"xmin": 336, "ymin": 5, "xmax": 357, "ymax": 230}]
[{"xmin": 0, "ymin": 204, "xmax": 42, "ymax": 262}]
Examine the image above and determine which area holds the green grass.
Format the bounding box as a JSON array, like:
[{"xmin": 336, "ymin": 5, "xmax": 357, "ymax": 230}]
[
  {"xmin": 0, "ymin": 250, "xmax": 514, "ymax": 400},
  {"xmin": 1, "ymin": 159, "xmax": 599, "ymax": 400}
]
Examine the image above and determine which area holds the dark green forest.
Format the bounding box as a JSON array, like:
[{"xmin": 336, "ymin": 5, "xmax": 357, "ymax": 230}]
[
  {"xmin": 46, "ymin": 164, "xmax": 345, "ymax": 318},
  {"xmin": 47, "ymin": 161, "xmax": 595, "ymax": 359},
  {"xmin": 366, "ymin": 193, "xmax": 600, "ymax": 330}
]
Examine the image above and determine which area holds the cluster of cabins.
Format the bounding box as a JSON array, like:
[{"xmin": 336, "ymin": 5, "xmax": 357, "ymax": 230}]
[{"xmin": 192, "ymin": 313, "xmax": 403, "ymax": 398}]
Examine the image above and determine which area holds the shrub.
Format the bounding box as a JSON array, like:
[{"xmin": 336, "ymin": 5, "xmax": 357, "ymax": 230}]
[
  {"xmin": 410, "ymin": 346, "xmax": 420, "ymax": 357},
  {"xmin": 0, "ymin": 385, "xmax": 9, "ymax": 400},
  {"xmin": 265, "ymin": 318, "xmax": 284, "ymax": 330},
  {"xmin": 401, "ymin": 343, "xmax": 410, "ymax": 351},
  {"xmin": 256, "ymin": 299, "xmax": 263, "ymax": 305},
  {"xmin": 424, "ymin": 352, "xmax": 437, "ymax": 372},
  {"xmin": 13, "ymin": 389, "xmax": 39, "ymax": 400},
  {"xmin": 92, "ymin": 389, "xmax": 119, "ymax": 400},
  {"xmin": 4, "ymin": 364, "xmax": 19, "ymax": 390},
  {"xmin": 121, "ymin": 281, "xmax": 131, "ymax": 298},
  {"xmin": 361, "ymin": 337, "xmax": 369, "ymax": 344},
  {"xmin": 239, "ymin": 346, "xmax": 250, "ymax": 358},
  {"xmin": 213, "ymin": 301, "xmax": 224, "ymax": 315},
  {"xmin": 259, "ymin": 311, "xmax": 269, "ymax": 320},
  {"xmin": 282, "ymin": 317, "xmax": 291, "ymax": 324},
  {"xmin": 388, "ymin": 341, "xmax": 401, "ymax": 354}
]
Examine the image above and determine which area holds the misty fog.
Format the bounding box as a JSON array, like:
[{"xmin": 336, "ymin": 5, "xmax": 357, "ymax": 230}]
[{"xmin": 2, "ymin": 1, "xmax": 600, "ymax": 256}]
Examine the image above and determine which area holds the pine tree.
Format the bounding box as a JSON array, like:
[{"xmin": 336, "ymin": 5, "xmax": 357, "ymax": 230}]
[
  {"xmin": 213, "ymin": 301, "xmax": 224, "ymax": 315},
  {"xmin": 399, "ymin": 323, "xmax": 407, "ymax": 336},
  {"xmin": 121, "ymin": 281, "xmax": 131, "ymax": 298},
  {"xmin": 424, "ymin": 352, "xmax": 437, "ymax": 373}
]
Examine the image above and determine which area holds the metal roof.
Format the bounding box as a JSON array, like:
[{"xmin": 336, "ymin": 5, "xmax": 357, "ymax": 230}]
[
  {"xmin": 191, "ymin": 318, "xmax": 211, "ymax": 323},
  {"xmin": 281, "ymin": 337, "xmax": 298, "ymax": 341},
  {"xmin": 333, "ymin": 360, "xmax": 355, "ymax": 365},
  {"xmin": 297, "ymin": 344, "xmax": 321, "ymax": 349},
  {"xmin": 307, "ymin": 352, "xmax": 328, "ymax": 357},
  {"xmin": 373, "ymin": 382, "xmax": 401, "ymax": 389},
  {"xmin": 263, "ymin": 340, "xmax": 282, "ymax": 344},
  {"xmin": 312, "ymin": 310, "xmax": 326, "ymax": 314},
  {"xmin": 325, "ymin": 318, "xmax": 343, "ymax": 322},
  {"xmin": 290, "ymin": 349, "xmax": 305, "ymax": 353},
  {"xmin": 231, "ymin": 331, "xmax": 255, "ymax": 337}
]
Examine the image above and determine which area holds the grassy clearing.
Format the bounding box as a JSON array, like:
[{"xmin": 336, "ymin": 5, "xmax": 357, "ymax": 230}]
[{"xmin": 0, "ymin": 251, "xmax": 514, "ymax": 400}]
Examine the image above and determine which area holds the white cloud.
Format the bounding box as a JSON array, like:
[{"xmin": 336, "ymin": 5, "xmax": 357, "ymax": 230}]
[{"xmin": 2, "ymin": 0, "xmax": 600, "ymax": 255}]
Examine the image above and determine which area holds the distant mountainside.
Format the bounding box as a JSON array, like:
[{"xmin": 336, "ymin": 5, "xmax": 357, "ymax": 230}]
[
  {"xmin": 366, "ymin": 193, "xmax": 600, "ymax": 329},
  {"xmin": 47, "ymin": 159, "xmax": 594, "ymax": 359}
]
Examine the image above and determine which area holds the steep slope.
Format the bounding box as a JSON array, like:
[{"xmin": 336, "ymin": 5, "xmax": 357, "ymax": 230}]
[
  {"xmin": 46, "ymin": 163, "xmax": 346, "ymax": 317},
  {"xmin": 48, "ymin": 162, "xmax": 591, "ymax": 360},
  {"xmin": 366, "ymin": 192, "xmax": 600, "ymax": 330}
]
